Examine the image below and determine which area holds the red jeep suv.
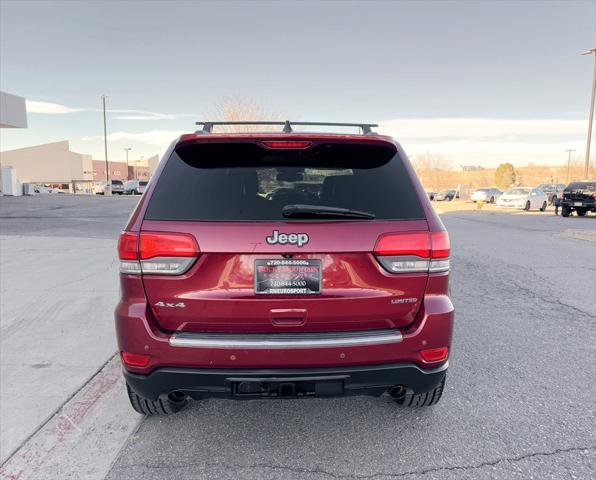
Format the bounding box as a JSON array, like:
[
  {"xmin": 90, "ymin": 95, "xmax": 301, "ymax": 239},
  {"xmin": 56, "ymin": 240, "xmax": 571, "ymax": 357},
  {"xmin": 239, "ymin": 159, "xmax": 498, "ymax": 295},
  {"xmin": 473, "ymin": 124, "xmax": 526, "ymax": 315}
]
[{"xmin": 116, "ymin": 121, "xmax": 454, "ymax": 415}]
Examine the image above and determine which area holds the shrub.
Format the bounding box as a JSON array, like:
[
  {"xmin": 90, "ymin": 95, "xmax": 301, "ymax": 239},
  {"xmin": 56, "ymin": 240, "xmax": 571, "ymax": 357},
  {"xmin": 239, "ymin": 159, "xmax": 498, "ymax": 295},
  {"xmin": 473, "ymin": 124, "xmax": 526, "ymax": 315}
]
[{"xmin": 495, "ymin": 163, "xmax": 516, "ymax": 189}]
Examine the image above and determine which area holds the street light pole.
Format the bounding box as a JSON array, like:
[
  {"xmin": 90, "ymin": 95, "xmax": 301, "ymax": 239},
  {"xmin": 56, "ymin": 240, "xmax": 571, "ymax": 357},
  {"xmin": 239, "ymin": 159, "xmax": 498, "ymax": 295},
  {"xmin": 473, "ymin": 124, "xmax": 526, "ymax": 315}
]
[
  {"xmin": 564, "ymin": 149, "xmax": 575, "ymax": 182},
  {"xmin": 124, "ymin": 147, "xmax": 131, "ymax": 180},
  {"xmin": 101, "ymin": 95, "xmax": 110, "ymax": 194},
  {"xmin": 581, "ymin": 48, "xmax": 596, "ymax": 179}
]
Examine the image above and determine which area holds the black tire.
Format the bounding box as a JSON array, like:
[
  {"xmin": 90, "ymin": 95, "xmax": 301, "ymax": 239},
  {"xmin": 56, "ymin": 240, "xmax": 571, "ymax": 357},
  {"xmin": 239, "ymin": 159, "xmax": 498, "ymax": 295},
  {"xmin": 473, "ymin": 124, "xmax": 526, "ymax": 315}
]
[
  {"xmin": 576, "ymin": 209, "xmax": 587, "ymax": 217},
  {"xmin": 126, "ymin": 383, "xmax": 188, "ymax": 415},
  {"xmin": 395, "ymin": 376, "xmax": 446, "ymax": 407},
  {"xmin": 561, "ymin": 206, "xmax": 571, "ymax": 217},
  {"xmin": 540, "ymin": 201, "xmax": 547, "ymax": 212},
  {"xmin": 524, "ymin": 200, "xmax": 531, "ymax": 211},
  {"xmin": 490, "ymin": 196, "xmax": 495, "ymax": 203},
  {"xmin": 550, "ymin": 195, "xmax": 557, "ymax": 206}
]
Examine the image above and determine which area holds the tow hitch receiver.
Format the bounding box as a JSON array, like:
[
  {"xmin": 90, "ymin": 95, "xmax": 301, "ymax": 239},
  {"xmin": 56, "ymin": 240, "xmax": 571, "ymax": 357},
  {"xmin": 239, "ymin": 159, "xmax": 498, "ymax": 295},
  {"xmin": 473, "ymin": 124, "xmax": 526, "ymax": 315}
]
[{"xmin": 232, "ymin": 377, "xmax": 346, "ymax": 398}]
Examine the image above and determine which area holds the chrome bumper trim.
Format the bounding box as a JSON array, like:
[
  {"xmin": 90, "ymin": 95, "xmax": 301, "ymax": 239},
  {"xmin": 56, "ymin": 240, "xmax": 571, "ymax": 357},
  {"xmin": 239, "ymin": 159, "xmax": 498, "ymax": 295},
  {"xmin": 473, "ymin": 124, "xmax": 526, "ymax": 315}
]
[{"xmin": 169, "ymin": 329, "xmax": 403, "ymax": 349}]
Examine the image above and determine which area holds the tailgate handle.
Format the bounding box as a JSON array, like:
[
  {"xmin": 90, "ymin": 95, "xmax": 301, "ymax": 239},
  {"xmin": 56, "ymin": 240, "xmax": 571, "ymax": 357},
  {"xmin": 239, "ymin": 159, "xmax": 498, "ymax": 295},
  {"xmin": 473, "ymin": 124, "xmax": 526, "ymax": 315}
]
[{"xmin": 270, "ymin": 309, "xmax": 307, "ymax": 326}]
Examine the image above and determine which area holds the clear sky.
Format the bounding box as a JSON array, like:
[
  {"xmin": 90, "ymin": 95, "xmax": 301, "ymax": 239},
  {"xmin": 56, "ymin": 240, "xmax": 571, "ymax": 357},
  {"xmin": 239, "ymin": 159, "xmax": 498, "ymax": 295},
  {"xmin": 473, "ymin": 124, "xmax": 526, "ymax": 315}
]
[{"xmin": 1, "ymin": 0, "xmax": 594, "ymax": 167}]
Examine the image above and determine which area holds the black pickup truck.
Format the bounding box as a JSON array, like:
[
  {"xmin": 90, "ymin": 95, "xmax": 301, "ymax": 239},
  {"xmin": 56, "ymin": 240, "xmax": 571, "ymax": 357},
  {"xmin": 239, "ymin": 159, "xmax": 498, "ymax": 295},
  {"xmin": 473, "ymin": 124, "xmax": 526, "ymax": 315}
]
[{"xmin": 560, "ymin": 181, "xmax": 596, "ymax": 217}]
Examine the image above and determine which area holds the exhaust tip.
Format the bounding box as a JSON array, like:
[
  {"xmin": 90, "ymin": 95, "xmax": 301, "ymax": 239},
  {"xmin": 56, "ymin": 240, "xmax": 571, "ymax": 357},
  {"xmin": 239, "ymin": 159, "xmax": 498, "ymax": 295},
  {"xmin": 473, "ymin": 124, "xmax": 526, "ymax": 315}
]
[
  {"xmin": 388, "ymin": 385, "xmax": 407, "ymax": 400},
  {"xmin": 168, "ymin": 390, "xmax": 187, "ymax": 403}
]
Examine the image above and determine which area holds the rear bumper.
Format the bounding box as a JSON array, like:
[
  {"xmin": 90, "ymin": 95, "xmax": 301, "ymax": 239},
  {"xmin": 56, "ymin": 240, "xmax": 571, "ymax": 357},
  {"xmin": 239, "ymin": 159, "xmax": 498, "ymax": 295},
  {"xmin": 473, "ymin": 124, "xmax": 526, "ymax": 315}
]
[
  {"xmin": 116, "ymin": 296, "xmax": 454, "ymax": 373},
  {"xmin": 124, "ymin": 361, "xmax": 448, "ymax": 400},
  {"xmin": 561, "ymin": 200, "xmax": 595, "ymax": 210},
  {"xmin": 496, "ymin": 203, "xmax": 524, "ymax": 209}
]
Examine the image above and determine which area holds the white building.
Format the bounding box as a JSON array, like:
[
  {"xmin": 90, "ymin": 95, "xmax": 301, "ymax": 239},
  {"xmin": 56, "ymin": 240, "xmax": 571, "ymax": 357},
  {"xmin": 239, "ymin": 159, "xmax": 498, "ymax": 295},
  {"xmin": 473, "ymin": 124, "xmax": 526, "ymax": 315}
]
[
  {"xmin": 0, "ymin": 91, "xmax": 28, "ymax": 194},
  {"xmin": 0, "ymin": 91, "xmax": 27, "ymax": 128}
]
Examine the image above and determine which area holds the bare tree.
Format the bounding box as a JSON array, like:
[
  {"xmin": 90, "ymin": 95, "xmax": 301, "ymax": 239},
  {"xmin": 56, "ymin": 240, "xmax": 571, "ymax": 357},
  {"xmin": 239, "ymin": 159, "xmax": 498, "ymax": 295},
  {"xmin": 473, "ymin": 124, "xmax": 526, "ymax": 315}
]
[
  {"xmin": 412, "ymin": 152, "xmax": 452, "ymax": 190},
  {"xmin": 210, "ymin": 96, "xmax": 283, "ymax": 132}
]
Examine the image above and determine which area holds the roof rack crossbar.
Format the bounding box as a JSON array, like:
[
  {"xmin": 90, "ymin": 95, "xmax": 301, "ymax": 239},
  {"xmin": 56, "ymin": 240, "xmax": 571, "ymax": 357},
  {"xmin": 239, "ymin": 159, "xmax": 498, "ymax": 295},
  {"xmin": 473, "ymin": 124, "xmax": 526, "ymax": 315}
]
[{"xmin": 195, "ymin": 120, "xmax": 378, "ymax": 135}]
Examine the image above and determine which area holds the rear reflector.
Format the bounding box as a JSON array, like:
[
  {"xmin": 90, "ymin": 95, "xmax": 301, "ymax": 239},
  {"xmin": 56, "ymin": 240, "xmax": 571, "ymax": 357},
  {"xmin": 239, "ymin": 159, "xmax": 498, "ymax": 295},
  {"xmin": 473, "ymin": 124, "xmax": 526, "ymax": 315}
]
[
  {"xmin": 118, "ymin": 231, "xmax": 199, "ymax": 275},
  {"xmin": 261, "ymin": 141, "xmax": 312, "ymax": 149},
  {"xmin": 420, "ymin": 347, "xmax": 449, "ymax": 363},
  {"xmin": 121, "ymin": 351, "xmax": 151, "ymax": 368}
]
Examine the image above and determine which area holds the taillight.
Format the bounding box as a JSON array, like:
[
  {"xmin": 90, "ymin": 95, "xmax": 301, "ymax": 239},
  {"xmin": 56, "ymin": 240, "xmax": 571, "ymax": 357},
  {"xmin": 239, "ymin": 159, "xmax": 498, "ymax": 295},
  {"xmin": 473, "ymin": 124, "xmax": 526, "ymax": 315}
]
[
  {"xmin": 139, "ymin": 232, "xmax": 198, "ymax": 259},
  {"xmin": 374, "ymin": 231, "xmax": 450, "ymax": 274},
  {"xmin": 261, "ymin": 140, "xmax": 312, "ymax": 149},
  {"xmin": 429, "ymin": 231, "xmax": 450, "ymax": 273},
  {"xmin": 118, "ymin": 232, "xmax": 139, "ymax": 260},
  {"xmin": 118, "ymin": 231, "xmax": 199, "ymax": 275}
]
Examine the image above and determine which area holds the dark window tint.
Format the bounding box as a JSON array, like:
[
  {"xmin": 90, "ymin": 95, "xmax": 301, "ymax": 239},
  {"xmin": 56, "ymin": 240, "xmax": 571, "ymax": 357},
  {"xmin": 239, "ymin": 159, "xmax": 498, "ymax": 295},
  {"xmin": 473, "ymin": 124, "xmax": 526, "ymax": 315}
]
[
  {"xmin": 566, "ymin": 182, "xmax": 595, "ymax": 191},
  {"xmin": 145, "ymin": 142, "xmax": 424, "ymax": 221}
]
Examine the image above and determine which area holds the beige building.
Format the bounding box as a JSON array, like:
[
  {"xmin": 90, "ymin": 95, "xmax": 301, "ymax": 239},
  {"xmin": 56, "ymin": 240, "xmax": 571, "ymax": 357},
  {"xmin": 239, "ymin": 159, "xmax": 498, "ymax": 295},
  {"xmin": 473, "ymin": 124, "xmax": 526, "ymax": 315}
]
[
  {"xmin": 1, "ymin": 141, "xmax": 159, "ymax": 193},
  {"xmin": 1, "ymin": 141, "xmax": 94, "ymax": 184}
]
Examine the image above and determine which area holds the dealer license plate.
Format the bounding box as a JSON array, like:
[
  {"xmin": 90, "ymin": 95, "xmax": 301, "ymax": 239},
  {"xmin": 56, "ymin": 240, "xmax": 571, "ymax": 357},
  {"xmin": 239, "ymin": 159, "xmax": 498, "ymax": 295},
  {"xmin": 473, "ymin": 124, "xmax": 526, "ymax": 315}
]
[{"xmin": 255, "ymin": 259, "xmax": 322, "ymax": 295}]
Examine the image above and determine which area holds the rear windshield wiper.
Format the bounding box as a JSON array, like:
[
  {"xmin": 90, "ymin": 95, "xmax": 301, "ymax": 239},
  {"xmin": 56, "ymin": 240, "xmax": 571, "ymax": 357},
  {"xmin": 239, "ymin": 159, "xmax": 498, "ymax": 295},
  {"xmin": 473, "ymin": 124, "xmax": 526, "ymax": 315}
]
[{"xmin": 282, "ymin": 204, "xmax": 375, "ymax": 220}]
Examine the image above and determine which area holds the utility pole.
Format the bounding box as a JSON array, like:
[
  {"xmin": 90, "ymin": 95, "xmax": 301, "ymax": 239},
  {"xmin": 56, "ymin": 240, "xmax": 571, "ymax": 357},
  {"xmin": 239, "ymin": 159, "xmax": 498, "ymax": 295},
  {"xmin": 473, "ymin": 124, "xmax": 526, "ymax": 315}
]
[
  {"xmin": 564, "ymin": 149, "xmax": 575, "ymax": 182},
  {"xmin": 101, "ymin": 95, "xmax": 110, "ymax": 194},
  {"xmin": 124, "ymin": 147, "xmax": 132, "ymax": 180},
  {"xmin": 581, "ymin": 48, "xmax": 596, "ymax": 179}
]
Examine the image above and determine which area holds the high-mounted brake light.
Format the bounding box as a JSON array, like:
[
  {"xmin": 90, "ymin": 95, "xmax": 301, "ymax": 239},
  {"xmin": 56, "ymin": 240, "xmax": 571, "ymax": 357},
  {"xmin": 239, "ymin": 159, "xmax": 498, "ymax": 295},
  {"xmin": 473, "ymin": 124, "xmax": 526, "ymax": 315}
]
[
  {"xmin": 261, "ymin": 141, "xmax": 312, "ymax": 149},
  {"xmin": 374, "ymin": 231, "xmax": 450, "ymax": 274},
  {"xmin": 118, "ymin": 231, "xmax": 199, "ymax": 275}
]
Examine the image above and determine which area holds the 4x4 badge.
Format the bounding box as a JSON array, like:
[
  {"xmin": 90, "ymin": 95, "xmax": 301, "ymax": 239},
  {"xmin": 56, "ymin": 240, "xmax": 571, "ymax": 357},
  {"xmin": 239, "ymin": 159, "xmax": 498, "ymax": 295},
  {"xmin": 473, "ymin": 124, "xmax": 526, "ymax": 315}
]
[
  {"xmin": 266, "ymin": 230, "xmax": 309, "ymax": 247},
  {"xmin": 154, "ymin": 301, "xmax": 186, "ymax": 308}
]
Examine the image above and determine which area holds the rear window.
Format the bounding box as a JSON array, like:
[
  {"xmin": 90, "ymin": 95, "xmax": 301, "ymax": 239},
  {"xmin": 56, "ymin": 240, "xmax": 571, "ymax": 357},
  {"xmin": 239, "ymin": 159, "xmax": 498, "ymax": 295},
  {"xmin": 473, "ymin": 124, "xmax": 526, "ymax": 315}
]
[
  {"xmin": 144, "ymin": 142, "xmax": 424, "ymax": 221},
  {"xmin": 140, "ymin": 181, "xmax": 148, "ymax": 186},
  {"xmin": 506, "ymin": 188, "xmax": 531, "ymax": 195},
  {"xmin": 567, "ymin": 182, "xmax": 595, "ymax": 191}
]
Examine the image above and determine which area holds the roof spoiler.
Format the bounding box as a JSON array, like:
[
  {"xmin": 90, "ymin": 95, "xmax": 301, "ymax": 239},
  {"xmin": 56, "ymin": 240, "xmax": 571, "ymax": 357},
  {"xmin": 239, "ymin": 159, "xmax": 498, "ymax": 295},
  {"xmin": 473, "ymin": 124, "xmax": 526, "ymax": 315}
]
[{"xmin": 194, "ymin": 120, "xmax": 378, "ymax": 135}]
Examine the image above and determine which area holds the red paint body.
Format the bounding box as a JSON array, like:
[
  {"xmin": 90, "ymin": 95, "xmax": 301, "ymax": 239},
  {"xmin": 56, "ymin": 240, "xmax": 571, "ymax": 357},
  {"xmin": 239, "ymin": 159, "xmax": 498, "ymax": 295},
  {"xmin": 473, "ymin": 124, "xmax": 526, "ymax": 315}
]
[{"xmin": 115, "ymin": 132, "xmax": 453, "ymax": 386}]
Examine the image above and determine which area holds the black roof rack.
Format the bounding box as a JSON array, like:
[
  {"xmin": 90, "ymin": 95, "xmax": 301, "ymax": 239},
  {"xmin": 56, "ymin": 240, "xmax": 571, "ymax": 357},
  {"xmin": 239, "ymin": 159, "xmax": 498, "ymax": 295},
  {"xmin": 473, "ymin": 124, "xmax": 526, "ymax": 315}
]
[{"xmin": 194, "ymin": 120, "xmax": 378, "ymax": 135}]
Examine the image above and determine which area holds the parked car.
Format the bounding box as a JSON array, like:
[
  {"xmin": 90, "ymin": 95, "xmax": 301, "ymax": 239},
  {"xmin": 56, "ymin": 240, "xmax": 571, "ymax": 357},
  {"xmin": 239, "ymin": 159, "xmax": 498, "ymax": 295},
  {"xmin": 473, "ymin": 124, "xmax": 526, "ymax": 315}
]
[
  {"xmin": 560, "ymin": 181, "xmax": 595, "ymax": 217},
  {"xmin": 94, "ymin": 180, "xmax": 125, "ymax": 195},
  {"xmin": 470, "ymin": 187, "xmax": 502, "ymax": 203},
  {"xmin": 426, "ymin": 191, "xmax": 437, "ymax": 200},
  {"xmin": 110, "ymin": 180, "xmax": 125, "ymax": 194},
  {"xmin": 124, "ymin": 180, "xmax": 148, "ymax": 195},
  {"xmin": 116, "ymin": 120, "xmax": 453, "ymax": 415},
  {"xmin": 496, "ymin": 187, "xmax": 548, "ymax": 211},
  {"xmin": 434, "ymin": 189, "xmax": 458, "ymax": 201},
  {"xmin": 537, "ymin": 183, "xmax": 565, "ymax": 205}
]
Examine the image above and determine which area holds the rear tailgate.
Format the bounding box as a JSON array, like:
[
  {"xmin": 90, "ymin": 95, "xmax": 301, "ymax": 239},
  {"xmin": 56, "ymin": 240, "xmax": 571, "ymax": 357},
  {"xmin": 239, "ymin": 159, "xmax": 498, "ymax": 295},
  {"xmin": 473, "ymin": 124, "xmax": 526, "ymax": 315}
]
[
  {"xmin": 141, "ymin": 220, "xmax": 429, "ymax": 333},
  {"xmin": 138, "ymin": 136, "xmax": 433, "ymax": 334}
]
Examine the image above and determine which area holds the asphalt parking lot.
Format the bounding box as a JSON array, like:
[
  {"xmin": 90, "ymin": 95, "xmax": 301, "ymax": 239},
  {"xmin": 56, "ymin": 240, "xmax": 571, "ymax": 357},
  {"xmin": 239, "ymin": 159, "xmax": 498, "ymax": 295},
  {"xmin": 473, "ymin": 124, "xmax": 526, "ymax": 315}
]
[{"xmin": 1, "ymin": 195, "xmax": 595, "ymax": 480}]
